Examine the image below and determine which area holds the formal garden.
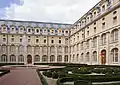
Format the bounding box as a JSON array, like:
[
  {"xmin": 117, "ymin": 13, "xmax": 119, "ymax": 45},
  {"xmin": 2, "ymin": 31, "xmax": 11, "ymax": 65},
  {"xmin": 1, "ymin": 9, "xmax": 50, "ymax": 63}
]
[{"xmin": 37, "ymin": 64, "xmax": 120, "ymax": 85}]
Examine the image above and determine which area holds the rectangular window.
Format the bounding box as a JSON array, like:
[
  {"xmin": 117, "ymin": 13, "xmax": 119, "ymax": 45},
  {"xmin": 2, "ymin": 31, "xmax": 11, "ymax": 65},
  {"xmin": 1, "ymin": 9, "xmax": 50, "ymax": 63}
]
[
  {"xmin": 113, "ymin": 16, "xmax": 117, "ymax": 25},
  {"xmin": 87, "ymin": 31, "xmax": 89, "ymax": 36},
  {"xmin": 102, "ymin": 22, "xmax": 105, "ymax": 29},
  {"xmin": 11, "ymin": 38, "xmax": 14, "ymax": 42},
  {"xmin": 94, "ymin": 27, "xmax": 96, "ymax": 33},
  {"xmin": 51, "ymin": 40, "xmax": 54, "ymax": 43},
  {"xmin": 59, "ymin": 40, "xmax": 61, "ymax": 44},
  {"xmin": 20, "ymin": 39, "xmax": 22, "ymax": 42},
  {"xmin": 3, "ymin": 38, "xmax": 6, "ymax": 42},
  {"xmin": 36, "ymin": 39, "xmax": 39, "ymax": 43},
  {"xmin": 44, "ymin": 40, "xmax": 46, "ymax": 43}
]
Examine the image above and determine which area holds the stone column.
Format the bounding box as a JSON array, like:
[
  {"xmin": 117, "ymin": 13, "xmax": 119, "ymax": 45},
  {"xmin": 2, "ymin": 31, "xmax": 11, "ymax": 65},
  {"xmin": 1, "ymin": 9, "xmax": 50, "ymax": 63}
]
[
  {"xmin": 7, "ymin": 45, "xmax": 10, "ymax": 63},
  {"xmin": 32, "ymin": 46, "xmax": 34, "ymax": 65},
  {"xmin": 55, "ymin": 46, "xmax": 57, "ymax": 63},
  {"xmin": 47, "ymin": 46, "xmax": 50, "ymax": 63},
  {"xmin": 62, "ymin": 46, "xmax": 65, "ymax": 63},
  {"xmin": 16, "ymin": 45, "xmax": 18, "ymax": 63},
  {"xmin": 97, "ymin": 36, "xmax": 100, "ymax": 65},
  {"xmin": 106, "ymin": 32, "xmax": 110, "ymax": 65},
  {"xmin": 40, "ymin": 46, "xmax": 43, "ymax": 63}
]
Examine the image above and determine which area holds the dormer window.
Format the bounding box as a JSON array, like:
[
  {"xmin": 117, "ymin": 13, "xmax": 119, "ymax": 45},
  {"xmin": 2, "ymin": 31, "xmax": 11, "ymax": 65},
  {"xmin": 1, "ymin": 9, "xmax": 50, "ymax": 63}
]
[
  {"xmin": 12, "ymin": 28, "xmax": 14, "ymax": 31},
  {"xmin": 36, "ymin": 29, "xmax": 39, "ymax": 33},
  {"xmin": 102, "ymin": 5, "xmax": 105, "ymax": 11},
  {"xmin": 28, "ymin": 29, "xmax": 31, "ymax": 32}
]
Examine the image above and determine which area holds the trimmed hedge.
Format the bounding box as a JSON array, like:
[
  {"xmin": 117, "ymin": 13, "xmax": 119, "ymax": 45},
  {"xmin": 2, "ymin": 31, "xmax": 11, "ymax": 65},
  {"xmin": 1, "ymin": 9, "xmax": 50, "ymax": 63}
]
[
  {"xmin": 0, "ymin": 70, "xmax": 10, "ymax": 77},
  {"xmin": 36, "ymin": 69, "xmax": 48, "ymax": 85}
]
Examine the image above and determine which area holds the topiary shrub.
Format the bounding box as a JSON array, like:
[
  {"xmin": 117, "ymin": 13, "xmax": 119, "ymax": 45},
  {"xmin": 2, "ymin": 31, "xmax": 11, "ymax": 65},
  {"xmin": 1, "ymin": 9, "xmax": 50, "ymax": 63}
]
[
  {"xmin": 52, "ymin": 71, "xmax": 59, "ymax": 79},
  {"xmin": 74, "ymin": 80, "xmax": 92, "ymax": 85}
]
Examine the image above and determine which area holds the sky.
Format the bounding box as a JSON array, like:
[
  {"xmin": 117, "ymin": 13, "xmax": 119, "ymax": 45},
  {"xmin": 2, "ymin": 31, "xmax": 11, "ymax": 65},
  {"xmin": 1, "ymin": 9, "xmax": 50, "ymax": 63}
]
[{"xmin": 0, "ymin": 0, "xmax": 100, "ymax": 24}]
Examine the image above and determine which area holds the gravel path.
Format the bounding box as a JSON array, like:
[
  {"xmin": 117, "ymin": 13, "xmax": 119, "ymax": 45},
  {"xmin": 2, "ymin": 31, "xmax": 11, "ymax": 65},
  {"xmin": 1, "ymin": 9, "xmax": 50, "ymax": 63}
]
[{"xmin": 0, "ymin": 67, "xmax": 42, "ymax": 85}]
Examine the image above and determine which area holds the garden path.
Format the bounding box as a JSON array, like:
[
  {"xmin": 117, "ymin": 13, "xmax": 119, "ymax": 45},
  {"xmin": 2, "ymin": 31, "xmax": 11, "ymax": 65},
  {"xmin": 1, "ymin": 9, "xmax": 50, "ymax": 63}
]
[{"xmin": 0, "ymin": 67, "xmax": 42, "ymax": 85}]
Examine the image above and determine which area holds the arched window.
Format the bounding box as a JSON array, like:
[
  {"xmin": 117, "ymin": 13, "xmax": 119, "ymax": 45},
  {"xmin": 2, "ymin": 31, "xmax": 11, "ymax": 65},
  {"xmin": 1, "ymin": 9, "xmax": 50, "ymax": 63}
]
[
  {"xmin": 34, "ymin": 55, "xmax": 40, "ymax": 62},
  {"xmin": 1, "ymin": 54, "xmax": 7, "ymax": 62},
  {"xmin": 64, "ymin": 55, "xmax": 68, "ymax": 62},
  {"xmin": 58, "ymin": 46, "xmax": 62, "ymax": 53},
  {"xmin": 65, "ymin": 46, "xmax": 68, "ymax": 53},
  {"xmin": 93, "ymin": 37, "xmax": 97, "ymax": 47},
  {"xmin": 10, "ymin": 45, "xmax": 15, "ymax": 52},
  {"xmin": 34, "ymin": 45, "xmax": 39, "ymax": 53},
  {"xmin": 19, "ymin": 45, "xmax": 24, "ymax": 53},
  {"xmin": 57, "ymin": 55, "xmax": 62, "ymax": 62},
  {"xmin": 86, "ymin": 52, "xmax": 89, "ymax": 62},
  {"xmin": 42, "ymin": 55, "xmax": 48, "ymax": 62},
  {"xmin": 50, "ymin": 46, "xmax": 55, "ymax": 53},
  {"xmin": 81, "ymin": 53, "xmax": 84, "ymax": 61},
  {"xmin": 101, "ymin": 33, "xmax": 106, "ymax": 45},
  {"xmin": 43, "ymin": 46, "xmax": 47, "ymax": 53},
  {"xmin": 50, "ymin": 55, "xmax": 55, "ymax": 62},
  {"xmin": 1, "ymin": 45, "xmax": 7, "ymax": 52},
  {"xmin": 93, "ymin": 51, "xmax": 97, "ymax": 62},
  {"xmin": 10, "ymin": 55, "xmax": 16, "ymax": 62},
  {"xmin": 18, "ymin": 55, "xmax": 24, "ymax": 62},
  {"xmin": 27, "ymin": 45, "xmax": 32, "ymax": 53},
  {"xmin": 111, "ymin": 29, "xmax": 118, "ymax": 42},
  {"xmin": 111, "ymin": 48, "xmax": 118, "ymax": 63},
  {"xmin": 76, "ymin": 54, "xmax": 79, "ymax": 62}
]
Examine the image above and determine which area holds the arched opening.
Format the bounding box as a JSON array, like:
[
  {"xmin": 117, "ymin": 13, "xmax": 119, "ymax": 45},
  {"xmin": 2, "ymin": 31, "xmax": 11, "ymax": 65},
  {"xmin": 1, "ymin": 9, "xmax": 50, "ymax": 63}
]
[
  {"xmin": 86, "ymin": 52, "xmax": 90, "ymax": 62},
  {"xmin": 34, "ymin": 55, "xmax": 40, "ymax": 62},
  {"xmin": 111, "ymin": 48, "xmax": 118, "ymax": 63},
  {"xmin": 93, "ymin": 51, "xmax": 97, "ymax": 62},
  {"xmin": 1, "ymin": 54, "xmax": 7, "ymax": 62},
  {"xmin": 64, "ymin": 55, "xmax": 68, "ymax": 62},
  {"xmin": 81, "ymin": 53, "xmax": 84, "ymax": 62},
  {"xmin": 101, "ymin": 50, "xmax": 106, "ymax": 64},
  {"xmin": 42, "ymin": 55, "xmax": 48, "ymax": 62},
  {"xmin": 50, "ymin": 55, "xmax": 55, "ymax": 62},
  {"xmin": 18, "ymin": 55, "xmax": 24, "ymax": 62},
  {"xmin": 27, "ymin": 55, "xmax": 32, "ymax": 64},
  {"xmin": 57, "ymin": 55, "xmax": 62, "ymax": 62},
  {"xmin": 10, "ymin": 55, "xmax": 16, "ymax": 62}
]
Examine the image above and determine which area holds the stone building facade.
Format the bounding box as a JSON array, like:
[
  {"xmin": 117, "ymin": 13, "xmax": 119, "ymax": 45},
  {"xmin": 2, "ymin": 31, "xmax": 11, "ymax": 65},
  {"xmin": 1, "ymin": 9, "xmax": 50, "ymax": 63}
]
[
  {"xmin": 69, "ymin": 0, "xmax": 120, "ymax": 65},
  {"xmin": 0, "ymin": 0, "xmax": 120, "ymax": 65}
]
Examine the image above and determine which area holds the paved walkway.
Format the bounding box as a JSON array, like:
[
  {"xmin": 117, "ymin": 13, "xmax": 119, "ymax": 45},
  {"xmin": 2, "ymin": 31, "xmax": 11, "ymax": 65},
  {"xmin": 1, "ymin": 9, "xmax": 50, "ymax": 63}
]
[{"xmin": 0, "ymin": 67, "xmax": 42, "ymax": 85}]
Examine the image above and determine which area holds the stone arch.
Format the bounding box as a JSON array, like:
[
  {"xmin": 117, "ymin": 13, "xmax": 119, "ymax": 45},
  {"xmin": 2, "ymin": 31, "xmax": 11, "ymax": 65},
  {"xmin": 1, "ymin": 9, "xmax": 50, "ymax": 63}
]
[
  {"xmin": 42, "ymin": 55, "xmax": 48, "ymax": 62},
  {"xmin": 50, "ymin": 55, "xmax": 55, "ymax": 62},
  {"xmin": 10, "ymin": 54, "xmax": 16, "ymax": 62},
  {"xmin": 27, "ymin": 54, "xmax": 32, "ymax": 64},
  {"xmin": 10, "ymin": 44, "xmax": 16, "ymax": 53},
  {"xmin": 18, "ymin": 55, "xmax": 24, "ymax": 62},
  {"xmin": 1, "ymin": 54, "xmax": 7, "ymax": 62},
  {"xmin": 34, "ymin": 55, "xmax": 40, "ymax": 62},
  {"xmin": 101, "ymin": 49, "xmax": 106, "ymax": 65},
  {"xmin": 57, "ymin": 55, "xmax": 62, "ymax": 62}
]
